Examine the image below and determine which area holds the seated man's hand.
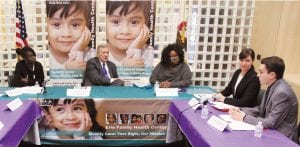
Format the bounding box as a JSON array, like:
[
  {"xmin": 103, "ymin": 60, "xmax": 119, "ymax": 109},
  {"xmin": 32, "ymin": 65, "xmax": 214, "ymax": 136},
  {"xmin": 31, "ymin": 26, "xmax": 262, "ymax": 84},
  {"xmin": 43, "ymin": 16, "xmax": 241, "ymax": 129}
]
[
  {"xmin": 228, "ymin": 108, "xmax": 245, "ymax": 122},
  {"xmin": 111, "ymin": 78, "xmax": 125, "ymax": 86},
  {"xmin": 21, "ymin": 77, "xmax": 29, "ymax": 83},
  {"xmin": 213, "ymin": 93, "xmax": 225, "ymax": 102},
  {"xmin": 159, "ymin": 81, "xmax": 171, "ymax": 88}
]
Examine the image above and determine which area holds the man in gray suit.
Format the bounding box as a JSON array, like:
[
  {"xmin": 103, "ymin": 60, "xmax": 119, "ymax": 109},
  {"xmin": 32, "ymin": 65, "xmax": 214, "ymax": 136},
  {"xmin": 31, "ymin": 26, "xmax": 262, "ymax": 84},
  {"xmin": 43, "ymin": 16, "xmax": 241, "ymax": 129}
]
[
  {"xmin": 83, "ymin": 45, "xmax": 124, "ymax": 86},
  {"xmin": 229, "ymin": 56, "xmax": 298, "ymax": 143}
]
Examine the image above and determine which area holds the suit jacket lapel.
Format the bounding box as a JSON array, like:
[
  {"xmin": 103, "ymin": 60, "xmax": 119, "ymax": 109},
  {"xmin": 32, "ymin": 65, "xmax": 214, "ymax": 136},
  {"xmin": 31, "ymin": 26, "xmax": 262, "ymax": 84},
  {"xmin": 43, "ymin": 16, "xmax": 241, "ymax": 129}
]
[
  {"xmin": 234, "ymin": 69, "xmax": 252, "ymax": 97},
  {"xmin": 265, "ymin": 89, "xmax": 275, "ymax": 108},
  {"xmin": 260, "ymin": 91, "xmax": 267, "ymax": 117},
  {"xmin": 106, "ymin": 61, "xmax": 113, "ymax": 78},
  {"xmin": 260, "ymin": 80, "xmax": 279, "ymax": 117},
  {"xmin": 235, "ymin": 74, "xmax": 247, "ymax": 96},
  {"xmin": 106, "ymin": 61, "xmax": 112, "ymax": 77},
  {"xmin": 95, "ymin": 59, "xmax": 104, "ymax": 75},
  {"xmin": 235, "ymin": 66, "xmax": 255, "ymax": 96},
  {"xmin": 231, "ymin": 70, "xmax": 241, "ymax": 97}
]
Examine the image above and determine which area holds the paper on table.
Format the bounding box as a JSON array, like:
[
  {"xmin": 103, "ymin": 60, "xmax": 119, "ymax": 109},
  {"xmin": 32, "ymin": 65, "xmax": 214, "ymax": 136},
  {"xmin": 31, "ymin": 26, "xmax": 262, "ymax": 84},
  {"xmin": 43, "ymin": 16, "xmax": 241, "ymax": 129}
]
[
  {"xmin": 5, "ymin": 88, "xmax": 23, "ymax": 97},
  {"xmin": 211, "ymin": 102, "xmax": 233, "ymax": 111},
  {"xmin": 5, "ymin": 86, "xmax": 44, "ymax": 97},
  {"xmin": 66, "ymin": 87, "xmax": 91, "ymax": 97},
  {"xmin": 133, "ymin": 78, "xmax": 151, "ymax": 88},
  {"xmin": 194, "ymin": 93, "xmax": 214, "ymax": 102},
  {"xmin": 21, "ymin": 86, "xmax": 43, "ymax": 94},
  {"xmin": 155, "ymin": 88, "xmax": 178, "ymax": 97},
  {"xmin": 219, "ymin": 114, "xmax": 255, "ymax": 131}
]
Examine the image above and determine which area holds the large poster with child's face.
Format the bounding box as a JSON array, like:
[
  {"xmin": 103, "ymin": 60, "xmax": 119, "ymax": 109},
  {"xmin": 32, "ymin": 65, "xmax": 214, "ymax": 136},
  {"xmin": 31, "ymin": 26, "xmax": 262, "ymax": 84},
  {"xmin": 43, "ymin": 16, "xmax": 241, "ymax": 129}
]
[
  {"xmin": 37, "ymin": 98, "xmax": 169, "ymax": 145},
  {"xmin": 106, "ymin": 0, "xmax": 156, "ymax": 84},
  {"xmin": 47, "ymin": 0, "xmax": 96, "ymax": 86}
]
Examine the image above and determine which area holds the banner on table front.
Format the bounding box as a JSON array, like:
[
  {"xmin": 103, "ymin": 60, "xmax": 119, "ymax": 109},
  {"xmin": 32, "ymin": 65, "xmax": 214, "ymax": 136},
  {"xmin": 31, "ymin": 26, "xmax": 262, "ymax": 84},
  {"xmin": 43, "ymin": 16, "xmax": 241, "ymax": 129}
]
[{"xmin": 36, "ymin": 98, "xmax": 169, "ymax": 145}]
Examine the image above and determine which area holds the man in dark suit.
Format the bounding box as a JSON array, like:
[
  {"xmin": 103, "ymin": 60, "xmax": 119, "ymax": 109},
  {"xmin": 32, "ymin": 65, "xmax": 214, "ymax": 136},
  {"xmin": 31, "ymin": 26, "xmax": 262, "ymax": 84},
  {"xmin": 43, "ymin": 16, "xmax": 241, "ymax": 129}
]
[
  {"xmin": 83, "ymin": 45, "xmax": 124, "ymax": 86},
  {"xmin": 229, "ymin": 56, "xmax": 298, "ymax": 143}
]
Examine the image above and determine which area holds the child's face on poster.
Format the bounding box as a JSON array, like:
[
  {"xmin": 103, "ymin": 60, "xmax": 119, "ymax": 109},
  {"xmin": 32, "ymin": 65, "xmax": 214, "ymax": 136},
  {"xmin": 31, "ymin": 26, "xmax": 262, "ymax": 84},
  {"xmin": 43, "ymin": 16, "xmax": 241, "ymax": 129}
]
[
  {"xmin": 157, "ymin": 114, "xmax": 166, "ymax": 123},
  {"xmin": 131, "ymin": 115, "xmax": 137, "ymax": 123},
  {"xmin": 107, "ymin": 114, "xmax": 116, "ymax": 124},
  {"xmin": 46, "ymin": 99, "xmax": 89, "ymax": 131},
  {"xmin": 106, "ymin": 5, "xmax": 146, "ymax": 51},
  {"xmin": 144, "ymin": 114, "xmax": 153, "ymax": 123},
  {"xmin": 120, "ymin": 114, "xmax": 129, "ymax": 123},
  {"xmin": 47, "ymin": 5, "xmax": 87, "ymax": 53}
]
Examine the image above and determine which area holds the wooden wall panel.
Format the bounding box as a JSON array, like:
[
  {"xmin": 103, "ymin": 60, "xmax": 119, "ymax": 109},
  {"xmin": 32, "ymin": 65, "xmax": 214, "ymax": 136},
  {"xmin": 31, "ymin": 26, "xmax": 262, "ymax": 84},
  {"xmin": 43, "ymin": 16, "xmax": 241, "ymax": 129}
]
[
  {"xmin": 251, "ymin": 1, "xmax": 300, "ymax": 73},
  {"xmin": 250, "ymin": 1, "xmax": 283, "ymax": 67},
  {"xmin": 276, "ymin": 2, "xmax": 300, "ymax": 73}
]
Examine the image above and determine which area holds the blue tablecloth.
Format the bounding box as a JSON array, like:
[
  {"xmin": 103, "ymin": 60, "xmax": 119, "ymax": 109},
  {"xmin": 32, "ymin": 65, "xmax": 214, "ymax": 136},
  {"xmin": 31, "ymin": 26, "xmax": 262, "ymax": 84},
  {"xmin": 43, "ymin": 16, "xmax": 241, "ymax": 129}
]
[
  {"xmin": 0, "ymin": 86, "xmax": 215, "ymax": 99},
  {"xmin": 167, "ymin": 100, "xmax": 299, "ymax": 147},
  {"xmin": 0, "ymin": 100, "xmax": 42, "ymax": 147}
]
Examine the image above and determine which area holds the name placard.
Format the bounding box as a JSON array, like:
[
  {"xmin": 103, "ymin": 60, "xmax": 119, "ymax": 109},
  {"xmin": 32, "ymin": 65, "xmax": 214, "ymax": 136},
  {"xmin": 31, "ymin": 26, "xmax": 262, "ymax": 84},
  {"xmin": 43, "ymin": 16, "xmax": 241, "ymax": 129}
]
[
  {"xmin": 7, "ymin": 98, "xmax": 23, "ymax": 111},
  {"xmin": 0, "ymin": 121, "xmax": 4, "ymax": 130},
  {"xmin": 188, "ymin": 97, "xmax": 201, "ymax": 110},
  {"xmin": 5, "ymin": 88, "xmax": 23, "ymax": 97},
  {"xmin": 207, "ymin": 115, "xmax": 228, "ymax": 132},
  {"xmin": 66, "ymin": 87, "xmax": 91, "ymax": 97},
  {"xmin": 155, "ymin": 88, "xmax": 178, "ymax": 97}
]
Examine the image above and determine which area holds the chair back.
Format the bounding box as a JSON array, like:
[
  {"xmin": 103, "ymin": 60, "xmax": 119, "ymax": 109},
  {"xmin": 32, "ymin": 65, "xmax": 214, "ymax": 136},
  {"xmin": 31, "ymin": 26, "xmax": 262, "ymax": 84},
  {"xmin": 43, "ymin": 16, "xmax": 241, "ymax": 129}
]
[
  {"xmin": 7, "ymin": 75, "xmax": 14, "ymax": 87},
  {"xmin": 298, "ymin": 122, "xmax": 300, "ymax": 144},
  {"xmin": 256, "ymin": 89, "xmax": 265, "ymax": 106}
]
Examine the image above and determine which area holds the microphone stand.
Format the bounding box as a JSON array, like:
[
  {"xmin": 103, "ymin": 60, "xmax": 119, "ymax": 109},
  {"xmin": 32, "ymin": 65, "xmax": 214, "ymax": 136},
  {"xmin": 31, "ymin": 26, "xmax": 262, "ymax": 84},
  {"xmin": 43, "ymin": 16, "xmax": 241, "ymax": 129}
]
[
  {"xmin": 41, "ymin": 79, "xmax": 52, "ymax": 106},
  {"xmin": 42, "ymin": 79, "xmax": 50, "ymax": 94}
]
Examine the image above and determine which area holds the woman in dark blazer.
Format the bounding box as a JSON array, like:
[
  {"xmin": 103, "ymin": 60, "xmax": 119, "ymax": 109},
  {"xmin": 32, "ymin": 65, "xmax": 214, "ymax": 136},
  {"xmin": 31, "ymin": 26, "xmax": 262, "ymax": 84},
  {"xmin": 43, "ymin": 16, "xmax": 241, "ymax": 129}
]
[
  {"xmin": 13, "ymin": 46, "xmax": 45, "ymax": 87},
  {"xmin": 215, "ymin": 48, "xmax": 260, "ymax": 107}
]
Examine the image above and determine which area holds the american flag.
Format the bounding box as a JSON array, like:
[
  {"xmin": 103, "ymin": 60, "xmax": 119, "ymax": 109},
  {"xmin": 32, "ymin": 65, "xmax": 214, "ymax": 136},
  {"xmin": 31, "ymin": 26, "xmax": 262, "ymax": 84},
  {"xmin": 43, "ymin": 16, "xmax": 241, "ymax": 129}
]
[{"xmin": 16, "ymin": 0, "xmax": 28, "ymax": 48}]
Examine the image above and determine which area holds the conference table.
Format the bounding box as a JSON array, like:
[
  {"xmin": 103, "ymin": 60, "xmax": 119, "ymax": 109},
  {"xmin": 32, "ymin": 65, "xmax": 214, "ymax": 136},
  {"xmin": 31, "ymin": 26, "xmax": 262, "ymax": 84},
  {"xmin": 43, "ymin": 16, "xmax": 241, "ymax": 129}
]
[
  {"xmin": 0, "ymin": 86, "xmax": 204, "ymax": 99},
  {"xmin": 0, "ymin": 100, "xmax": 42, "ymax": 147},
  {"xmin": 0, "ymin": 86, "xmax": 214, "ymax": 146},
  {"xmin": 167, "ymin": 99, "xmax": 299, "ymax": 147}
]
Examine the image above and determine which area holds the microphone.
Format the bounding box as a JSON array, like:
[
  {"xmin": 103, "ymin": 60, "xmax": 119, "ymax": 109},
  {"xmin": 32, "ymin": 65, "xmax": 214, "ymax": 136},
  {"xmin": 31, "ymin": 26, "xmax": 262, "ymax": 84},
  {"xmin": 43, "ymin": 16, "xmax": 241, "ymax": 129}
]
[
  {"xmin": 200, "ymin": 99, "xmax": 209, "ymax": 108},
  {"xmin": 40, "ymin": 98, "xmax": 53, "ymax": 106},
  {"xmin": 177, "ymin": 99, "xmax": 209, "ymax": 124},
  {"xmin": 174, "ymin": 99, "xmax": 209, "ymax": 138}
]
